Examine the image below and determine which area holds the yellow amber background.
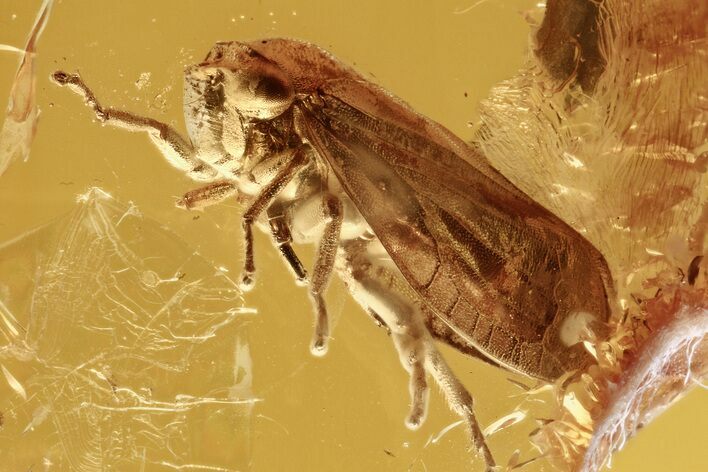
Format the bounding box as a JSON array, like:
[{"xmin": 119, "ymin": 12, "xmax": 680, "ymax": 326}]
[{"xmin": 0, "ymin": 0, "xmax": 705, "ymax": 470}]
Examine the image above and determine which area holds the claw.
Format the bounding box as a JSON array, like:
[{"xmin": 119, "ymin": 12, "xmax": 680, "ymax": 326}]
[
  {"xmin": 310, "ymin": 335, "xmax": 328, "ymax": 357},
  {"xmin": 50, "ymin": 70, "xmax": 72, "ymax": 85},
  {"xmin": 295, "ymin": 274, "xmax": 308, "ymax": 286},
  {"xmin": 405, "ymin": 408, "xmax": 424, "ymax": 430},
  {"xmin": 239, "ymin": 272, "xmax": 255, "ymax": 292}
]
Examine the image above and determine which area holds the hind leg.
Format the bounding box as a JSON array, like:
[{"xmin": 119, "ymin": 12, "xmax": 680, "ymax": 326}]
[
  {"xmin": 424, "ymin": 343, "xmax": 496, "ymax": 470},
  {"xmin": 360, "ymin": 286, "xmax": 430, "ymax": 429},
  {"xmin": 339, "ymin": 238, "xmax": 430, "ymax": 428},
  {"xmin": 338, "ymin": 237, "xmax": 495, "ymax": 470}
]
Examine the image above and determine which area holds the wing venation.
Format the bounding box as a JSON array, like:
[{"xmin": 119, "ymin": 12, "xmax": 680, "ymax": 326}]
[{"xmin": 295, "ymin": 86, "xmax": 611, "ymax": 380}]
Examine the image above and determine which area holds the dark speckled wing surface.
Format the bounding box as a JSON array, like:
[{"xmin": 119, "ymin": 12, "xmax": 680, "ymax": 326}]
[{"xmin": 295, "ymin": 75, "xmax": 612, "ymax": 380}]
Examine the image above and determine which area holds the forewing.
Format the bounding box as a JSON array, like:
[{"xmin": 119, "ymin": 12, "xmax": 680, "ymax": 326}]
[{"xmin": 295, "ymin": 84, "xmax": 611, "ymax": 380}]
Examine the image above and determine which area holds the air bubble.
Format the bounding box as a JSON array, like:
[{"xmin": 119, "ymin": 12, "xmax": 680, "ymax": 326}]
[{"xmin": 141, "ymin": 270, "xmax": 160, "ymax": 288}]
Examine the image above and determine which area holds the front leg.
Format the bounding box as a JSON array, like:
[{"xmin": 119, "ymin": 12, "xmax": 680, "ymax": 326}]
[
  {"xmin": 177, "ymin": 181, "xmax": 238, "ymax": 210},
  {"xmin": 51, "ymin": 71, "xmax": 217, "ymax": 181},
  {"xmin": 267, "ymin": 208, "xmax": 308, "ymax": 284},
  {"xmin": 239, "ymin": 146, "xmax": 309, "ymax": 290}
]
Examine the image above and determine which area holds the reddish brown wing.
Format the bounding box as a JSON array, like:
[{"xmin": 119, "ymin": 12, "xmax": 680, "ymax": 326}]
[{"xmin": 295, "ymin": 83, "xmax": 612, "ymax": 381}]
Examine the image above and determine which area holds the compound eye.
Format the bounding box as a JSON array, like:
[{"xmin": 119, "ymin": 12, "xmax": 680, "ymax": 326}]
[
  {"xmin": 233, "ymin": 67, "xmax": 294, "ymax": 120},
  {"xmin": 256, "ymin": 74, "xmax": 291, "ymax": 102}
]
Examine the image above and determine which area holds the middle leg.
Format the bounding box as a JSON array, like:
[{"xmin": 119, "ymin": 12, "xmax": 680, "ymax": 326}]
[
  {"xmin": 307, "ymin": 194, "xmax": 343, "ymax": 356},
  {"xmin": 239, "ymin": 146, "xmax": 309, "ymax": 290}
]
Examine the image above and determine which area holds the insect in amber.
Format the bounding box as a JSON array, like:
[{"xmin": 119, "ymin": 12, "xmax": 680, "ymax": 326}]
[{"xmin": 52, "ymin": 39, "xmax": 614, "ymax": 470}]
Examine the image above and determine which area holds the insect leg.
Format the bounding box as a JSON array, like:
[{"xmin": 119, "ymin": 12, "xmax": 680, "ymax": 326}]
[
  {"xmin": 424, "ymin": 345, "xmax": 496, "ymax": 471},
  {"xmin": 404, "ymin": 346, "xmax": 429, "ymax": 429},
  {"xmin": 338, "ymin": 239, "xmax": 430, "ymax": 429},
  {"xmin": 307, "ymin": 194, "xmax": 343, "ymax": 356},
  {"xmin": 383, "ymin": 312, "xmax": 430, "ymax": 430},
  {"xmin": 266, "ymin": 209, "xmax": 308, "ymax": 284},
  {"xmin": 339, "ymin": 238, "xmax": 494, "ymax": 467},
  {"xmin": 240, "ymin": 146, "xmax": 309, "ymax": 290},
  {"xmin": 50, "ymin": 71, "xmax": 215, "ymax": 181},
  {"xmin": 367, "ymin": 309, "xmax": 391, "ymax": 334},
  {"xmin": 374, "ymin": 302, "xmax": 430, "ymax": 429},
  {"xmin": 176, "ymin": 181, "xmax": 238, "ymax": 210}
]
